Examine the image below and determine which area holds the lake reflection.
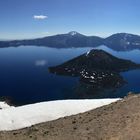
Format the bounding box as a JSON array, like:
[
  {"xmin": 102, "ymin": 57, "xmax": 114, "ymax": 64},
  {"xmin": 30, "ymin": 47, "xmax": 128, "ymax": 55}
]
[{"xmin": 0, "ymin": 45, "xmax": 140, "ymax": 105}]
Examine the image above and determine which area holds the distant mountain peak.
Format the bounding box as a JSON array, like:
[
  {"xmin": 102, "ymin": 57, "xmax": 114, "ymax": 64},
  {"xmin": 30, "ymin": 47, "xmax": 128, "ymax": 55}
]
[
  {"xmin": 1, "ymin": 32, "xmax": 140, "ymax": 51},
  {"xmin": 49, "ymin": 49, "xmax": 140, "ymax": 73},
  {"xmin": 86, "ymin": 49, "xmax": 110, "ymax": 55}
]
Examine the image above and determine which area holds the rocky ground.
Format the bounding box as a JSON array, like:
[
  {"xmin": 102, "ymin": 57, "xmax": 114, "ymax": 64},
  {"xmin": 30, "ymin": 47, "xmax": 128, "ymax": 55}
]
[{"xmin": 1, "ymin": 94, "xmax": 140, "ymax": 140}]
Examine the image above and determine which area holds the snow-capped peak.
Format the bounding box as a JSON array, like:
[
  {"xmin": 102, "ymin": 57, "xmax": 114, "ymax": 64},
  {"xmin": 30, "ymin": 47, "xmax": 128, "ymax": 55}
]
[{"xmin": 68, "ymin": 31, "xmax": 78, "ymax": 36}]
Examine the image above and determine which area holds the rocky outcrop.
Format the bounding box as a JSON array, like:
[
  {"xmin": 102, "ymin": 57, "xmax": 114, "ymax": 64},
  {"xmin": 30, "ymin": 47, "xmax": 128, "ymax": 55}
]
[{"xmin": 49, "ymin": 49, "xmax": 140, "ymax": 90}]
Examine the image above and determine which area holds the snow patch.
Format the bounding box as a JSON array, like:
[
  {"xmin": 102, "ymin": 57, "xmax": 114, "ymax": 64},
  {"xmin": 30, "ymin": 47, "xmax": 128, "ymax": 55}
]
[
  {"xmin": 0, "ymin": 102, "xmax": 11, "ymax": 109},
  {"xmin": 0, "ymin": 99, "xmax": 120, "ymax": 131},
  {"xmin": 69, "ymin": 31, "xmax": 77, "ymax": 36},
  {"xmin": 86, "ymin": 50, "xmax": 90, "ymax": 56}
]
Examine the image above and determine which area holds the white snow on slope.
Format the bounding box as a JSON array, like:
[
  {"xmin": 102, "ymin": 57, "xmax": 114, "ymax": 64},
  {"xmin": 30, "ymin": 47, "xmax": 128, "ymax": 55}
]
[
  {"xmin": 0, "ymin": 102, "xmax": 11, "ymax": 109},
  {"xmin": 0, "ymin": 99, "xmax": 120, "ymax": 131},
  {"xmin": 86, "ymin": 50, "xmax": 90, "ymax": 56},
  {"xmin": 69, "ymin": 31, "xmax": 77, "ymax": 36}
]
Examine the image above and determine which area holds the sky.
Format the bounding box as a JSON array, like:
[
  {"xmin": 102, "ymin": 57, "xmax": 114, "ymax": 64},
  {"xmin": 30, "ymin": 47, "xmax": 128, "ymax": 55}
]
[{"xmin": 0, "ymin": 0, "xmax": 140, "ymax": 40}]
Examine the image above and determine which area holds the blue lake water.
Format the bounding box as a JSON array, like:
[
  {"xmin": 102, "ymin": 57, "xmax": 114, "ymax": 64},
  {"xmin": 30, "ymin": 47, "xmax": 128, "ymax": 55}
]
[{"xmin": 0, "ymin": 45, "xmax": 140, "ymax": 105}]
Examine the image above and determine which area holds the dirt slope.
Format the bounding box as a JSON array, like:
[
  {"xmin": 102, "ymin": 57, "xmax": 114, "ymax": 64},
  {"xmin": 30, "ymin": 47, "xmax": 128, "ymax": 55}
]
[{"xmin": 0, "ymin": 94, "xmax": 140, "ymax": 140}]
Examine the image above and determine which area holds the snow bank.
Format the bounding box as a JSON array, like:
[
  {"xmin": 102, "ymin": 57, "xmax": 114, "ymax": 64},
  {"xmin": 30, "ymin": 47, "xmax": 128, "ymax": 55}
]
[
  {"xmin": 0, "ymin": 102, "xmax": 11, "ymax": 109},
  {"xmin": 0, "ymin": 99, "xmax": 120, "ymax": 131}
]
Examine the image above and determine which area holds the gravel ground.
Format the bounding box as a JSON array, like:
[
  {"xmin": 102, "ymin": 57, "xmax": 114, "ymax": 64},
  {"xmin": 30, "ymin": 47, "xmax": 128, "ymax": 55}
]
[{"xmin": 0, "ymin": 94, "xmax": 140, "ymax": 140}]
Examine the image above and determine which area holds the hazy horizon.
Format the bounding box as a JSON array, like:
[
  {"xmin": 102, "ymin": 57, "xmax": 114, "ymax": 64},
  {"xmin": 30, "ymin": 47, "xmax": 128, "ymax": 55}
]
[{"xmin": 1, "ymin": 31, "xmax": 140, "ymax": 41}]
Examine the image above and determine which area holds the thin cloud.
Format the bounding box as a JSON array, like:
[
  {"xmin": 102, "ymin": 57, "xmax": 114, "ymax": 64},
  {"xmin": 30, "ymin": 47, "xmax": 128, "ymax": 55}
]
[
  {"xmin": 33, "ymin": 15, "xmax": 48, "ymax": 20},
  {"xmin": 35, "ymin": 60, "xmax": 47, "ymax": 66}
]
